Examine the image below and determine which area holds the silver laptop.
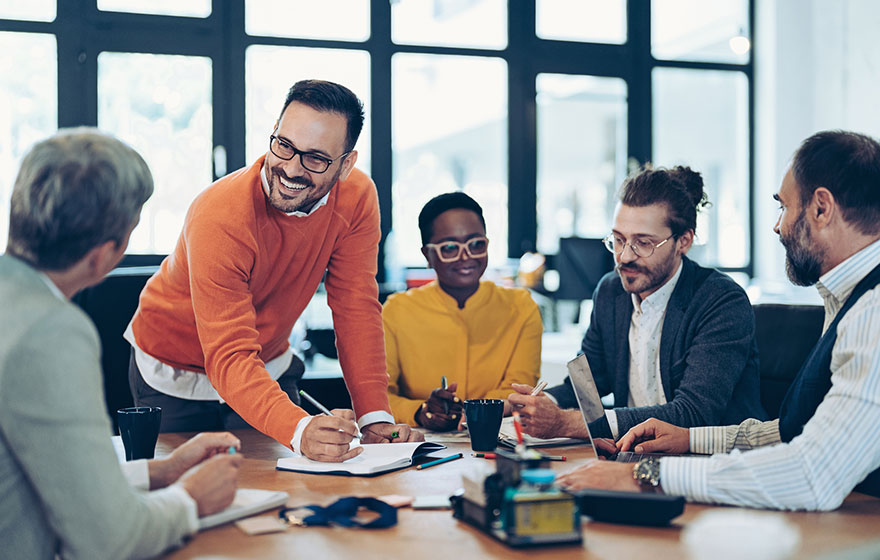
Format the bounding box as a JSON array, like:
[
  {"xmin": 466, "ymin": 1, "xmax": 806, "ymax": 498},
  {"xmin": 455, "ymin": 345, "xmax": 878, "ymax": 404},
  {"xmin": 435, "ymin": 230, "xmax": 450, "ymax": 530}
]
[{"xmin": 567, "ymin": 354, "xmax": 677, "ymax": 462}]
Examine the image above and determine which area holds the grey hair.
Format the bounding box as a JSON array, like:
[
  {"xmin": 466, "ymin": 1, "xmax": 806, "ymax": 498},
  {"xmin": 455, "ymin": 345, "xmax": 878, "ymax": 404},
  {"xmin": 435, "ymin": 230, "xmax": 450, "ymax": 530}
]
[{"xmin": 6, "ymin": 127, "xmax": 153, "ymax": 270}]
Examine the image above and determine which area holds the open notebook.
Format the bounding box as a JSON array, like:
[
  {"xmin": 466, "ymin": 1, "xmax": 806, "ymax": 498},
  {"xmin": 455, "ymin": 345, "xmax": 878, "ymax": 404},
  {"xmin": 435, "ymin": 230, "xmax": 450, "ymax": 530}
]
[
  {"xmin": 198, "ymin": 488, "xmax": 290, "ymax": 530},
  {"xmin": 276, "ymin": 441, "xmax": 445, "ymax": 476}
]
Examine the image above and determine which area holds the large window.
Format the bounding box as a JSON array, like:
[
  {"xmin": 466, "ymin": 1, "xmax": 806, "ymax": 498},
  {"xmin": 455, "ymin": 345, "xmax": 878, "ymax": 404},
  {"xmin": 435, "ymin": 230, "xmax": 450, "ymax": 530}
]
[
  {"xmin": 535, "ymin": 74, "xmax": 628, "ymax": 255},
  {"xmin": 536, "ymin": 0, "xmax": 626, "ymax": 44},
  {"xmin": 651, "ymin": 0, "xmax": 752, "ymax": 273},
  {"xmin": 391, "ymin": 54, "xmax": 508, "ymax": 268},
  {"xmin": 0, "ymin": 31, "xmax": 57, "ymax": 249},
  {"xmin": 0, "ymin": 2, "xmax": 754, "ymax": 278},
  {"xmin": 653, "ymin": 68, "xmax": 749, "ymax": 268},
  {"xmin": 98, "ymin": 52, "xmax": 213, "ymax": 253},
  {"xmin": 244, "ymin": 46, "xmax": 371, "ymax": 173}
]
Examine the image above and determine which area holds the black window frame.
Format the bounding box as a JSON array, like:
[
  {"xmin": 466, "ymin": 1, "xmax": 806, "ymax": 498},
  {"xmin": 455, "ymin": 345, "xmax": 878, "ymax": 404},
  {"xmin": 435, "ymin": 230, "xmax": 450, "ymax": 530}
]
[{"xmin": 0, "ymin": 0, "xmax": 755, "ymax": 277}]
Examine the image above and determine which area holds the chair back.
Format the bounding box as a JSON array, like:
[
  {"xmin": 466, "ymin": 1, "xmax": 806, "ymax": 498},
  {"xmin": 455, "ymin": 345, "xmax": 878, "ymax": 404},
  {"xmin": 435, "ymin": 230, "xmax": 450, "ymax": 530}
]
[{"xmin": 753, "ymin": 303, "xmax": 824, "ymax": 418}]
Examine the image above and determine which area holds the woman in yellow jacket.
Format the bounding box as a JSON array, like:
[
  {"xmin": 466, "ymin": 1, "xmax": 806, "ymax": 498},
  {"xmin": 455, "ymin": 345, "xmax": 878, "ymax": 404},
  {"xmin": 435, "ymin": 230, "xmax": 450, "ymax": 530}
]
[{"xmin": 384, "ymin": 192, "xmax": 542, "ymax": 430}]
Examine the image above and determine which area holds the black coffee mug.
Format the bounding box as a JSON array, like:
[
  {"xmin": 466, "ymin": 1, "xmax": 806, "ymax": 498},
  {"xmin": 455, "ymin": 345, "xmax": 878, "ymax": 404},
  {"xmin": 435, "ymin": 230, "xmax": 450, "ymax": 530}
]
[
  {"xmin": 117, "ymin": 406, "xmax": 162, "ymax": 461},
  {"xmin": 464, "ymin": 398, "xmax": 504, "ymax": 452}
]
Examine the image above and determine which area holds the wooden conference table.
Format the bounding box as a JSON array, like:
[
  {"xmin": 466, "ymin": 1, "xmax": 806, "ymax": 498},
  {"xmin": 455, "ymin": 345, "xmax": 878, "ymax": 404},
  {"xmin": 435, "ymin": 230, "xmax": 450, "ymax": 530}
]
[{"xmin": 151, "ymin": 429, "xmax": 880, "ymax": 560}]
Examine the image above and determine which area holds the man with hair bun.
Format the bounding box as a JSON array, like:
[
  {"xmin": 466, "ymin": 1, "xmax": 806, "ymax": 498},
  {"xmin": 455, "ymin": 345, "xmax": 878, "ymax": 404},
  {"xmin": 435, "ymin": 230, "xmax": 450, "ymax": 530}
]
[{"xmin": 509, "ymin": 165, "xmax": 765, "ymax": 444}]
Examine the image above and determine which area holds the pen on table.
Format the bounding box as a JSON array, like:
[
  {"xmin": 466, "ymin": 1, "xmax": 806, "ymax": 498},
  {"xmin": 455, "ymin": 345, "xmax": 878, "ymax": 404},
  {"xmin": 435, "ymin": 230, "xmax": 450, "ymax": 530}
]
[
  {"xmin": 416, "ymin": 453, "xmax": 463, "ymax": 470},
  {"xmin": 298, "ymin": 389, "xmax": 363, "ymax": 439},
  {"xmin": 540, "ymin": 455, "xmax": 567, "ymax": 461},
  {"xmin": 441, "ymin": 375, "xmax": 449, "ymax": 415},
  {"xmin": 530, "ymin": 380, "xmax": 548, "ymax": 396},
  {"xmin": 472, "ymin": 452, "xmax": 497, "ymax": 459}
]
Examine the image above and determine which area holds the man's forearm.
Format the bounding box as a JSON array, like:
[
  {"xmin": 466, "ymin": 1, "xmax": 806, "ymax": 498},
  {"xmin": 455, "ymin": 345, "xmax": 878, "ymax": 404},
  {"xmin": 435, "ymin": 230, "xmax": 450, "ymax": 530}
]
[{"xmin": 560, "ymin": 408, "xmax": 589, "ymax": 438}]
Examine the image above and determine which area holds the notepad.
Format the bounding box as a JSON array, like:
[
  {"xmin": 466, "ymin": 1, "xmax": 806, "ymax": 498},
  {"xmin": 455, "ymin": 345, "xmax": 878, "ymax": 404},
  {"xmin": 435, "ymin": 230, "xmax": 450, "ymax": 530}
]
[
  {"xmin": 275, "ymin": 442, "xmax": 445, "ymax": 476},
  {"xmin": 198, "ymin": 488, "xmax": 290, "ymax": 530}
]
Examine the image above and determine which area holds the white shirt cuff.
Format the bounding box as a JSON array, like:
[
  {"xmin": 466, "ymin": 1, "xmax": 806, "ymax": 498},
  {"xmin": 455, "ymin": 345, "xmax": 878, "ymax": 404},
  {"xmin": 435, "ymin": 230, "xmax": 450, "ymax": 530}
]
[
  {"xmin": 357, "ymin": 410, "xmax": 395, "ymax": 429},
  {"xmin": 290, "ymin": 416, "xmax": 313, "ymax": 455},
  {"xmin": 605, "ymin": 410, "xmax": 619, "ymax": 440},
  {"xmin": 660, "ymin": 456, "xmax": 710, "ymax": 501},
  {"xmin": 289, "ymin": 411, "xmax": 395, "ymax": 454},
  {"xmin": 167, "ymin": 484, "xmax": 200, "ymax": 533},
  {"xmin": 120, "ymin": 459, "xmax": 150, "ymax": 491},
  {"xmin": 690, "ymin": 426, "xmax": 729, "ymax": 454}
]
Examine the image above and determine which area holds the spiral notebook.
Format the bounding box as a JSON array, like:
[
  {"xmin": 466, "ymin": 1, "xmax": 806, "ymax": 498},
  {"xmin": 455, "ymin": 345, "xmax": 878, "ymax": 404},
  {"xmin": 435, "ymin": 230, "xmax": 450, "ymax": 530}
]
[{"xmin": 198, "ymin": 488, "xmax": 290, "ymax": 530}]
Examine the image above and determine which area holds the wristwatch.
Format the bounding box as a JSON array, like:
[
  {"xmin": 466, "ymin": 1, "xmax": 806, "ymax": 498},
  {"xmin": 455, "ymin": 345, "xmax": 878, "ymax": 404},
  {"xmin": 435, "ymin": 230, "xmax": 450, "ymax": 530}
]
[{"xmin": 632, "ymin": 457, "xmax": 662, "ymax": 490}]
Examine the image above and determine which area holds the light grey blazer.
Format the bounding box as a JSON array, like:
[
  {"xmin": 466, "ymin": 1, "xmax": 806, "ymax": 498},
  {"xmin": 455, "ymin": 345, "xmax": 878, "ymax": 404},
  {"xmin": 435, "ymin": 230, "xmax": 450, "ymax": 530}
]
[{"xmin": 0, "ymin": 254, "xmax": 194, "ymax": 559}]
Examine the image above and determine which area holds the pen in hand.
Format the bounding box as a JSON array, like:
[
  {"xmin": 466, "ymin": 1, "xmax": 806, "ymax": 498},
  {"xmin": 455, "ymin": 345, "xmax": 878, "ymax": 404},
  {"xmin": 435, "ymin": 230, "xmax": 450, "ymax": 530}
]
[
  {"xmin": 530, "ymin": 380, "xmax": 548, "ymax": 396},
  {"xmin": 298, "ymin": 389, "xmax": 362, "ymax": 440},
  {"xmin": 441, "ymin": 376, "xmax": 449, "ymax": 414}
]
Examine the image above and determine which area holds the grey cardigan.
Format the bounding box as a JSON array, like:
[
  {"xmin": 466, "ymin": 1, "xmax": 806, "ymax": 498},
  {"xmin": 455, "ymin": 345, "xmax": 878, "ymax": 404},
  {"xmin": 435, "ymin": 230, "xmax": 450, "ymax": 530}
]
[
  {"xmin": 0, "ymin": 255, "xmax": 195, "ymax": 559},
  {"xmin": 547, "ymin": 256, "xmax": 766, "ymax": 438}
]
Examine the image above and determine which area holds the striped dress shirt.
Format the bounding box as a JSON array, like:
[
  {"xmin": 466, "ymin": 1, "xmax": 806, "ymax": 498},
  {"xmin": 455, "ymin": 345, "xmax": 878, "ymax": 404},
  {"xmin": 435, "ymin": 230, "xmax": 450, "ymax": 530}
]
[{"xmin": 660, "ymin": 238, "xmax": 880, "ymax": 511}]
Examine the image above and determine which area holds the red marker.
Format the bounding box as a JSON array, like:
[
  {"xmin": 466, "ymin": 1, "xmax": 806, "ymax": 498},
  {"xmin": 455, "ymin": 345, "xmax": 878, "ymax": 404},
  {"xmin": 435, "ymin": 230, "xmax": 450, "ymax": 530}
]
[
  {"xmin": 541, "ymin": 455, "xmax": 567, "ymax": 461},
  {"xmin": 472, "ymin": 452, "xmax": 497, "ymax": 459},
  {"xmin": 512, "ymin": 411, "xmax": 525, "ymax": 445}
]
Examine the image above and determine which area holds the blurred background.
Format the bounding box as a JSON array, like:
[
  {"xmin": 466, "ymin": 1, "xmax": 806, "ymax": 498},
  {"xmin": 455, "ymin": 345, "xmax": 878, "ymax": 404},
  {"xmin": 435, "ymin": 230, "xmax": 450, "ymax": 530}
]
[{"xmin": 2, "ymin": 1, "xmax": 877, "ymax": 370}]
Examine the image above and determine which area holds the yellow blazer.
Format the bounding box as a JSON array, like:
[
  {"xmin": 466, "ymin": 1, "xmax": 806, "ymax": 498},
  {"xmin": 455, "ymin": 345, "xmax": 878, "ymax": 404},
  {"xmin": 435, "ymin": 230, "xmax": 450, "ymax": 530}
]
[{"xmin": 383, "ymin": 280, "xmax": 542, "ymax": 425}]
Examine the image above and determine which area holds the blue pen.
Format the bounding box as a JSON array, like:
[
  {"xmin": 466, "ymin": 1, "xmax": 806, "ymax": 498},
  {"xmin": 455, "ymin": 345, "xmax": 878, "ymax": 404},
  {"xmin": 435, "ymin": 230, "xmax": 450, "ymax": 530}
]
[
  {"xmin": 228, "ymin": 446, "xmax": 236, "ymax": 455},
  {"xmin": 416, "ymin": 453, "xmax": 463, "ymax": 470}
]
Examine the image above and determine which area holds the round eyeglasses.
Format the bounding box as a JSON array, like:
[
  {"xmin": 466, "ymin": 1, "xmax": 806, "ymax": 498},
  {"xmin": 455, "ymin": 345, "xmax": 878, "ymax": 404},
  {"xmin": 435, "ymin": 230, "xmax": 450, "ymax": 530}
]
[
  {"xmin": 603, "ymin": 234, "xmax": 674, "ymax": 258},
  {"xmin": 425, "ymin": 236, "xmax": 489, "ymax": 263},
  {"xmin": 269, "ymin": 134, "xmax": 351, "ymax": 174}
]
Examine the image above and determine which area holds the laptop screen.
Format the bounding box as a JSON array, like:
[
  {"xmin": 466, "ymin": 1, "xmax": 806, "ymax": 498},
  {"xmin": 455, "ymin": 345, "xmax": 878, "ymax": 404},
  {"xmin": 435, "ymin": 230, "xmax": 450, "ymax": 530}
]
[{"xmin": 567, "ymin": 353, "xmax": 605, "ymax": 458}]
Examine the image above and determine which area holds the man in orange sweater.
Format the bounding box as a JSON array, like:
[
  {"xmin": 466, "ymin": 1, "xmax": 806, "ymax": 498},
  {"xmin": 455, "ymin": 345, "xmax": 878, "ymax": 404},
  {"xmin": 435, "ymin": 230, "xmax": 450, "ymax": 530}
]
[{"xmin": 127, "ymin": 80, "xmax": 420, "ymax": 461}]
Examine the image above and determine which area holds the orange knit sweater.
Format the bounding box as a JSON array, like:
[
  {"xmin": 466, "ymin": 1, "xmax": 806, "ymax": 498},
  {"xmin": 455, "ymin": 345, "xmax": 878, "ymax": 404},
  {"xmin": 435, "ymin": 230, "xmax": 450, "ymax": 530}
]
[{"xmin": 131, "ymin": 156, "xmax": 390, "ymax": 446}]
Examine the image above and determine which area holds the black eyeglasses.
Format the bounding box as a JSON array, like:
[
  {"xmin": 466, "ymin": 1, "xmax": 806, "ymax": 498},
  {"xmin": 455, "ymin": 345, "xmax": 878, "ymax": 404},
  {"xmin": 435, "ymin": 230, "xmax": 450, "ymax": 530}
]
[
  {"xmin": 603, "ymin": 234, "xmax": 674, "ymax": 258},
  {"xmin": 269, "ymin": 134, "xmax": 351, "ymax": 174}
]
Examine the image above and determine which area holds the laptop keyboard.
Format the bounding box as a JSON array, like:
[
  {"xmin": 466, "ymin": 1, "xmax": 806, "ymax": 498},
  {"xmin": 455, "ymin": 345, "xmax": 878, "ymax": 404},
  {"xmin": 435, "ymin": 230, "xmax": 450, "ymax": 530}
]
[{"xmin": 612, "ymin": 451, "xmax": 669, "ymax": 462}]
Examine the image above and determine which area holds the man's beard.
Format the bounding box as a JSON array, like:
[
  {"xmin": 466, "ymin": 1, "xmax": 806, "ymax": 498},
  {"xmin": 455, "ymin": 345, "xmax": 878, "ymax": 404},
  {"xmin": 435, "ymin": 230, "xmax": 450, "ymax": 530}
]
[
  {"xmin": 615, "ymin": 255, "xmax": 677, "ymax": 297},
  {"xmin": 267, "ymin": 166, "xmax": 340, "ymax": 214},
  {"xmin": 780, "ymin": 210, "xmax": 824, "ymax": 286}
]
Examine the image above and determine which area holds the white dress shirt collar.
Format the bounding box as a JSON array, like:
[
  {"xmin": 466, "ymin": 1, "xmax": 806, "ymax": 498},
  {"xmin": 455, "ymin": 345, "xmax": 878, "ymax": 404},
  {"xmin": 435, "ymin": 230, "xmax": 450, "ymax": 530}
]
[
  {"xmin": 816, "ymin": 238, "xmax": 880, "ymax": 308},
  {"xmin": 37, "ymin": 271, "xmax": 67, "ymax": 301}
]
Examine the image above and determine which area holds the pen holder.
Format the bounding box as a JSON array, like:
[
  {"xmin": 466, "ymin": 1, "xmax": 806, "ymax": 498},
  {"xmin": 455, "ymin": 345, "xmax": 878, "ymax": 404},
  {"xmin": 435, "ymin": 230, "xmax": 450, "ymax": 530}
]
[
  {"xmin": 494, "ymin": 448, "xmax": 549, "ymax": 487},
  {"xmin": 452, "ymin": 449, "xmax": 581, "ymax": 547}
]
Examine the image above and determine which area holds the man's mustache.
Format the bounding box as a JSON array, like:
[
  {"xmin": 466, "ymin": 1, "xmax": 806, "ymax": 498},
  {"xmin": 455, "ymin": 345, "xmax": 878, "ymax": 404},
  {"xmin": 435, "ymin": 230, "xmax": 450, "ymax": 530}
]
[
  {"xmin": 616, "ymin": 263, "xmax": 647, "ymax": 274},
  {"xmin": 274, "ymin": 169, "xmax": 314, "ymax": 189}
]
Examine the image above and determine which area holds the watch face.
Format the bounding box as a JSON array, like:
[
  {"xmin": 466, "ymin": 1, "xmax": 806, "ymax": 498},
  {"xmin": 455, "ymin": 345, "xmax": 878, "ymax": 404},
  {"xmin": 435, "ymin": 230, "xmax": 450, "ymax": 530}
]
[{"xmin": 634, "ymin": 459, "xmax": 660, "ymax": 486}]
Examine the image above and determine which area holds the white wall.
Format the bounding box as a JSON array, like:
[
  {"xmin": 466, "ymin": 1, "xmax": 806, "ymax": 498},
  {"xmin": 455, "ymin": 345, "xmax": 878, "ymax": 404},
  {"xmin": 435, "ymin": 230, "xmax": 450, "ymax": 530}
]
[{"xmin": 753, "ymin": 0, "xmax": 880, "ymax": 301}]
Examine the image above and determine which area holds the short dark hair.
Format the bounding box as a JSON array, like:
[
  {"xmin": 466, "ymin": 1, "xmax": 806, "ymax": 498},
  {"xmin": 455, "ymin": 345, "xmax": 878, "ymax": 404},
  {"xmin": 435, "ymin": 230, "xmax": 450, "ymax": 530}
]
[
  {"xmin": 618, "ymin": 164, "xmax": 710, "ymax": 237},
  {"xmin": 418, "ymin": 192, "xmax": 486, "ymax": 246},
  {"xmin": 791, "ymin": 130, "xmax": 880, "ymax": 235},
  {"xmin": 278, "ymin": 79, "xmax": 365, "ymax": 153},
  {"xmin": 7, "ymin": 128, "xmax": 153, "ymax": 271}
]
